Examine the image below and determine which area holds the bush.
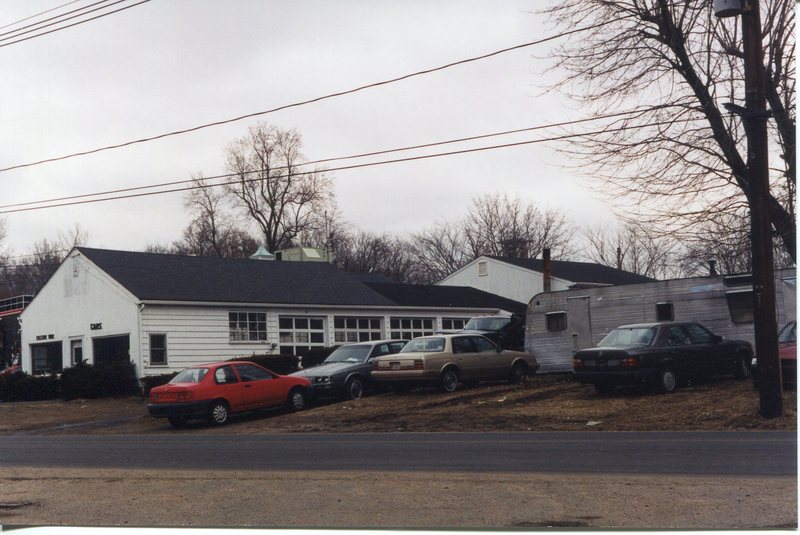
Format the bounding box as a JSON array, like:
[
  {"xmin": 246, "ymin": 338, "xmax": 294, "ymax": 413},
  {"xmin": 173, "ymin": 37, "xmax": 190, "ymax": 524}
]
[
  {"xmin": 0, "ymin": 372, "xmax": 60, "ymax": 402},
  {"xmin": 59, "ymin": 361, "xmax": 140, "ymax": 400},
  {"xmin": 140, "ymin": 372, "xmax": 178, "ymax": 397},
  {"xmin": 297, "ymin": 346, "xmax": 339, "ymax": 370}
]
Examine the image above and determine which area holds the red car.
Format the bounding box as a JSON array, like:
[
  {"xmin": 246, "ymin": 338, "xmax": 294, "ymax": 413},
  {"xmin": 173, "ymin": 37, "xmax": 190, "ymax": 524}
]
[
  {"xmin": 751, "ymin": 321, "xmax": 796, "ymax": 389},
  {"xmin": 148, "ymin": 361, "xmax": 311, "ymax": 428}
]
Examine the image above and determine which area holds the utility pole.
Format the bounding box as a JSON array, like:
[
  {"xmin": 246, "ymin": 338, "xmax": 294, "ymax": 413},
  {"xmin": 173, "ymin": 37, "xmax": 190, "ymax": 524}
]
[{"xmin": 740, "ymin": 0, "xmax": 782, "ymax": 417}]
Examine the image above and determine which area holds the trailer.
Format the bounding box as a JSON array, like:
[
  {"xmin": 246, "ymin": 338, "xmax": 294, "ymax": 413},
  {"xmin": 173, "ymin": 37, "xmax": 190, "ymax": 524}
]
[{"xmin": 525, "ymin": 268, "xmax": 796, "ymax": 373}]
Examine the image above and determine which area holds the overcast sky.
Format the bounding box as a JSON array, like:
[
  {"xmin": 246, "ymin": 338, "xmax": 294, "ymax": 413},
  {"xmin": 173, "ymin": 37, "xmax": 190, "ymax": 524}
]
[{"xmin": 0, "ymin": 0, "xmax": 619, "ymax": 258}]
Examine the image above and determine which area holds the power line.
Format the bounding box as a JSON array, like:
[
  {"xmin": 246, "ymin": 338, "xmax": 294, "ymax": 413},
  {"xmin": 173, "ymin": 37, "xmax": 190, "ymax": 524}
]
[
  {"xmin": 0, "ymin": 0, "xmax": 83, "ymax": 30},
  {"xmin": 0, "ymin": 18, "xmax": 618, "ymax": 173},
  {"xmin": 0, "ymin": 115, "xmax": 705, "ymax": 215},
  {"xmin": 0, "ymin": 0, "xmax": 150, "ymax": 49},
  {"xmin": 0, "ymin": 0, "xmax": 114, "ymax": 40},
  {"xmin": 0, "ymin": 107, "xmax": 669, "ymax": 211}
]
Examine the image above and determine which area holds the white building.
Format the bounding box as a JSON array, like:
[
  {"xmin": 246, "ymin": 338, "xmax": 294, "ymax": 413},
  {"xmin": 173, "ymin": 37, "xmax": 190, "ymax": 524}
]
[
  {"xmin": 438, "ymin": 255, "xmax": 654, "ymax": 305},
  {"xmin": 20, "ymin": 248, "xmax": 525, "ymax": 377}
]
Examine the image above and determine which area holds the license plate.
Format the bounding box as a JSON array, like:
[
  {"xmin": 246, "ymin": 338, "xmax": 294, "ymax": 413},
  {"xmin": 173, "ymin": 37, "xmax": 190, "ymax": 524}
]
[{"xmin": 390, "ymin": 362, "xmax": 401, "ymax": 370}]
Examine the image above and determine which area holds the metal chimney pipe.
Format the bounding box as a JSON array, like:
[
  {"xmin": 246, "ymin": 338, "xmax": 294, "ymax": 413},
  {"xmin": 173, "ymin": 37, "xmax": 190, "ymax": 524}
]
[
  {"xmin": 708, "ymin": 259, "xmax": 718, "ymax": 277},
  {"xmin": 542, "ymin": 248, "xmax": 552, "ymax": 293}
]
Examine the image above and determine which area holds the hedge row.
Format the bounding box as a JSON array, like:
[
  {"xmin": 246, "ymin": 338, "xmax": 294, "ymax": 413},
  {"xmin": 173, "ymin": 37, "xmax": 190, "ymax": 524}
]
[
  {"xmin": 0, "ymin": 348, "xmax": 341, "ymax": 402},
  {"xmin": 0, "ymin": 361, "xmax": 140, "ymax": 402}
]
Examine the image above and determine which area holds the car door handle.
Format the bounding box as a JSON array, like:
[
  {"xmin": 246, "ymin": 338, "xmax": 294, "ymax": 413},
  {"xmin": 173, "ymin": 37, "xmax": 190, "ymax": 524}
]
[{"xmin": 244, "ymin": 384, "xmax": 252, "ymax": 388}]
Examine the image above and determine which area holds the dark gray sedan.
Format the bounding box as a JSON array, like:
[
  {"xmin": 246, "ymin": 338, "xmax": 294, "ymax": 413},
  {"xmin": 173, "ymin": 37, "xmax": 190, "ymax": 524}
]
[
  {"xmin": 573, "ymin": 322, "xmax": 753, "ymax": 394},
  {"xmin": 292, "ymin": 339, "xmax": 407, "ymax": 399}
]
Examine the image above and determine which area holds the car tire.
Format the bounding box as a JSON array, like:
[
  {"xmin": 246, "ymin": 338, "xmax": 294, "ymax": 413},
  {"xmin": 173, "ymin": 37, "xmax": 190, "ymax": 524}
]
[
  {"xmin": 509, "ymin": 362, "xmax": 528, "ymax": 384},
  {"xmin": 345, "ymin": 377, "xmax": 364, "ymax": 400},
  {"xmin": 207, "ymin": 401, "xmax": 229, "ymax": 426},
  {"xmin": 656, "ymin": 367, "xmax": 677, "ymax": 394},
  {"xmin": 594, "ymin": 383, "xmax": 614, "ymax": 395},
  {"xmin": 167, "ymin": 416, "xmax": 188, "ymax": 428},
  {"xmin": 439, "ymin": 368, "xmax": 459, "ymax": 393},
  {"xmin": 287, "ymin": 388, "xmax": 306, "ymax": 411},
  {"xmin": 734, "ymin": 353, "xmax": 751, "ymax": 379}
]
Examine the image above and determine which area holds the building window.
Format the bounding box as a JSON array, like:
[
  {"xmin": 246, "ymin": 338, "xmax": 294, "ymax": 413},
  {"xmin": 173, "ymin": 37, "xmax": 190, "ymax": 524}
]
[
  {"xmin": 279, "ymin": 316, "xmax": 325, "ymax": 355},
  {"xmin": 149, "ymin": 334, "xmax": 167, "ymax": 366},
  {"xmin": 229, "ymin": 312, "xmax": 267, "ymax": 342},
  {"xmin": 334, "ymin": 317, "xmax": 382, "ymax": 343},
  {"xmin": 390, "ymin": 317, "xmax": 435, "ymax": 339},
  {"xmin": 726, "ymin": 290, "xmax": 754, "ymax": 324},
  {"xmin": 441, "ymin": 318, "xmax": 469, "ymax": 331},
  {"xmin": 656, "ymin": 302, "xmax": 674, "ymax": 322},
  {"xmin": 31, "ymin": 342, "xmax": 63, "ymax": 375},
  {"xmin": 545, "ymin": 312, "xmax": 567, "ymax": 332},
  {"xmin": 478, "ymin": 261, "xmax": 488, "ymax": 276}
]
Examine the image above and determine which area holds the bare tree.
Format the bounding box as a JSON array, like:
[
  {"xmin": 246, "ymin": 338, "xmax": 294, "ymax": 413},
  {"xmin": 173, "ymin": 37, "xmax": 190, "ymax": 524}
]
[
  {"xmin": 679, "ymin": 210, "xmax": 795, "ymax": 275},
  {"xmin": 335, "ymin": 231, "xmax": 418, "ymax": 283},
  {"xmin": 410, "ymin": 222, "xmax": 471, "ymax": 283},
  {"xmin": 224, "ymin": 123, "xmax": 335, "ymax": 252},
  {"xmin": 581, "ymin": 223, "xmax": 686, "ymax": 280},
  {"xmin": 463, "ymin": 194, "xmax": 577, "ymax": 260},
  {"xmin": 177, "ymin": 174, "xmax": 259, "ymax": 258},
  {"xmin": 541, "ymin": 0, "xmax": 795, "ymax": 261}
]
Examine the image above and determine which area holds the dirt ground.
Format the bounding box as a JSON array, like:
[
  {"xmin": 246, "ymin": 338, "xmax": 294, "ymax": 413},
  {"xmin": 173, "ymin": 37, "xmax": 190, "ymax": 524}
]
[
  {"xmin": 0, "ymin": 374, "xmax": 796, "ymax": 529},
  {"xmin": 0, "ymin": 374, "xmax": 795, "ymax": 434}
]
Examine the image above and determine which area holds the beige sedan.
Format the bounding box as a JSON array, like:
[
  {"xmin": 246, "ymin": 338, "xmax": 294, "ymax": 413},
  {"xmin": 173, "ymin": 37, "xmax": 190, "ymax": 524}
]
[{"xmin": 371, "ymin": 334, "xmax": 539, "ymax": 393}]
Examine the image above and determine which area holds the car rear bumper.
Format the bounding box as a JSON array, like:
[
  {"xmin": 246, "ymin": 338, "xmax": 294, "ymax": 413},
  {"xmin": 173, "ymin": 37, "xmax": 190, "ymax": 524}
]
[
  {"xmin": 147, "ymin": 400, "xmax": 213, "ymax": 419},
  {"xmin": 574, "ymin": 368, "xmax": 659, "ymax": 386}
]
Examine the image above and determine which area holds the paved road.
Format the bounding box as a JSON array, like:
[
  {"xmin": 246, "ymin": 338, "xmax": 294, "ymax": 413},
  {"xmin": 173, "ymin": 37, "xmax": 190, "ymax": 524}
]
[{"xmin": 0, "ymin": 431, "xmax": 795, "ymax": 476}]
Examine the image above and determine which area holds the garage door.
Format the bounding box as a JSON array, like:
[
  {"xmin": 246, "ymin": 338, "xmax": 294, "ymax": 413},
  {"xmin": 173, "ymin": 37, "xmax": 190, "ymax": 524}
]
[{"xmin": 93, "ymin": 335, "xmax": 130, "ymax": 366}]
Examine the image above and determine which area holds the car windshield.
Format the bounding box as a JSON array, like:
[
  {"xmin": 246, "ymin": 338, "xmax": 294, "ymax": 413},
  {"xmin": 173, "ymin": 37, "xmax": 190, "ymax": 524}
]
[
  {"xmin": 779, "ymin": 322, "xmax": 796, "ymax": 344},
  {"xmin": 325, "ymin": 345, "xmax": 371, "ymax": 363},
  {"xmin": 598, "ymin": 327, "xmax": 657, "ymax": 347},
  {"xmin": 401, "ymin": 337, "xmax": 446, "ymax": 353},
  {"xmin": 464, "ymin": 317, "xmax": 510, "ymax": 331},
  {"xmin": 170, "ymin": 368, "xmax": 209, "ymax": 383}
]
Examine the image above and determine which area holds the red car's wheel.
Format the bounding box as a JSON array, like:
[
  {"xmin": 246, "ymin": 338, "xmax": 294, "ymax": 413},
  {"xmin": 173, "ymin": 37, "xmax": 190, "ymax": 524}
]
[{"xmin": 207, "ymin": 401, "xmax": 229, "ymax": 425}]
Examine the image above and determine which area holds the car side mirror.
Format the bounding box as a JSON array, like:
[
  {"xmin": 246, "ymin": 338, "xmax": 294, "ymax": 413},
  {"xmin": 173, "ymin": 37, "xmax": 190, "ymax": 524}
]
[{"xmin": 713, "ymin": 335, "xmax": 723, "ymax": 344}]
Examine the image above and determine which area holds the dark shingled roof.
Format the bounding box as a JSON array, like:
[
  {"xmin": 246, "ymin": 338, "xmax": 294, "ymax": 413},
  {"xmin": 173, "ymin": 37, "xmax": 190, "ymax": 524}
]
[
  {"xmin": 77, "ymin": 248, "xmax": 518, "ymax": 312},
  {"xmin": 486, "ymin": 256, "xmax": 656, "ymax": 285},
  {"xmin": 78, "ymin": 248, "xmax": 394, "ymax": 306},
  {"xmin": 366, "ymin": 282, "xmax": 527, "ymax": 315}
]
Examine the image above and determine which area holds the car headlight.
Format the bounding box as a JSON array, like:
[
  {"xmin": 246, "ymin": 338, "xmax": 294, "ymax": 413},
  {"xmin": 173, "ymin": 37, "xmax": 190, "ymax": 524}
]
[{"xmin": 313, "ymin": 376, "xmax": 331, "ymax": 384}]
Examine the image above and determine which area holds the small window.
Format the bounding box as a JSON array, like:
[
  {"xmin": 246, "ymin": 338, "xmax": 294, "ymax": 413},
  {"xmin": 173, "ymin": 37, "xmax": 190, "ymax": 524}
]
[
  {"xmin": 545, "ymin": 312, "xmax": 567, "ymax": 332},
  {"xmin": 656, "ymin": 302, "xmax": 674, "ymax": 322},
  {"xmin": 726, "ymin": 290, "xmax": 754, "ymax": 324},
  {"xmin": 234, "ymin": 364, "xmax": 273, "ymax": 382},
  {"xmin": 215, "ymin": 366, "xmax": 238, "ymax": 384},
  {"xmin": 478, "ymin": 261, "xmax": 488, "ymax": 276},
  {"xmin": 149, "ymin": 334, "xmax": 167, "ymax": 365}
]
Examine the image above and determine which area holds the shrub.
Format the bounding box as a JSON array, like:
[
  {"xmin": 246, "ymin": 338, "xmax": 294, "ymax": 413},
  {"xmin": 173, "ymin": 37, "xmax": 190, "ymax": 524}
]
[
  {"xmin": 297, "ymin": 346, "xmax": 339, "ymax": 370},
  {"xmin": 59, "ymin": 361, "xmax": 140, "ymax": 400},
  {"xmin": 59, "ymin": 361, "xmax": 103, "ymax": 400},
  {"xmin": 0, "ymin": 372, "xmax": 60, "ymax": 402},
  {"xmin": 140, "ymin": 372, "xmax": 178, "ymax": 396}
]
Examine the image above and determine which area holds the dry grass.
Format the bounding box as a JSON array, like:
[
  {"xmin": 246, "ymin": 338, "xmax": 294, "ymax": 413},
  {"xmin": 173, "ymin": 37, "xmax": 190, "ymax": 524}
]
[{"xmin": 0, "ymin": 374, "xmax": 795, "ymax": 435}]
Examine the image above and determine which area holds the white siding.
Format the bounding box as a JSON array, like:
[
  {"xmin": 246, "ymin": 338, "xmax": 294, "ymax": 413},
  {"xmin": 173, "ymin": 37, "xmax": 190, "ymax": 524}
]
[
  {"xmin": 20, "ymin": 251, "xmax": 140, "ymax": 374},
  {"xmin": 438, "ymin": 257, "xmax": 569, "ymax": 304},
  {"xmin": 138, "ymin": 305, "xmax": 506, "ymax": 376}
]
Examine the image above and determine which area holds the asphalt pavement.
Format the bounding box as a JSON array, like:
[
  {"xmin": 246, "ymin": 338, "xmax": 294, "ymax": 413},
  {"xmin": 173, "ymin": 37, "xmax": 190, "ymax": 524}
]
[{"xmin": 0, "ymin": 431, "xmax": 795, "ymax": 476}]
